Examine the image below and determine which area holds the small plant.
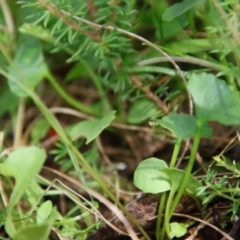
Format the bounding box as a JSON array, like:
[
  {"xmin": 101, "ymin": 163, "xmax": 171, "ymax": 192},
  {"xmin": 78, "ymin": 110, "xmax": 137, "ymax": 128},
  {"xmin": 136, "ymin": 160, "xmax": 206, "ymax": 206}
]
[{"xmin": 134, "ymin": 73, "xmax": 240, "ymax": 239}]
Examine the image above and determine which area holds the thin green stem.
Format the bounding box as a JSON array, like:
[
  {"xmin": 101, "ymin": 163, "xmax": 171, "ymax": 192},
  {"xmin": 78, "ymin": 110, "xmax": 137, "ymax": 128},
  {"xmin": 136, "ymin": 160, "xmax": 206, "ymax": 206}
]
[
  {"xmin": 161, "ymin": 122, "xmax": 203, "ymax": 239},
  {"xmin": 169, "ymin": 121, "xmax": 203, "ymax": 219},
  {"xmin": 66, "ymin": 146, "xmax": 93, "ymax": 227},
  {"xmin": 158, "ymin": 139, "xmax": 182, "ymax": 240},
  {"xmin": 157, "ymin": 139, "xmax": 182, "ymax": 239},
  {"xmin": 46, "ymin": 71, "xmax": 97, "ymax": 115},
  {"xmin": 169, "ymin": 139, "xmax": 182, "ymax": 168},
  {"xmin": 137, "ymin": 56, "xmax": 229, "ymax": 72},
  {"xmin": 156, "ymin": 193, "xmax": 166, "ymax": 240},
  {"xmin": 0, "ymin": 132, "xmax": 3, "ymax": 153},
  {"xmin": 79, "ymin": 59, "xmax": 112, "ymax": 113},
  {"xmin": 187, "ymin": 10, "xmax": 197, "ymax": 38},
  {"xmin": 219, "ymin": 57, "xmax": 237, "ymax": 91},
  {"xmin": 164, "ymin": 189, "xmax": 175, "ymax": 237},
  {"xmin": 160, "ymin": 227, "xmax": 166, "ymax": 240},
  {"xmin": 207, "ymin": 185, "xmax": 239, "ymax": 202},
  {"xmin": 221, "ymin": 188, "xmax": 240, "ymax": 194}
]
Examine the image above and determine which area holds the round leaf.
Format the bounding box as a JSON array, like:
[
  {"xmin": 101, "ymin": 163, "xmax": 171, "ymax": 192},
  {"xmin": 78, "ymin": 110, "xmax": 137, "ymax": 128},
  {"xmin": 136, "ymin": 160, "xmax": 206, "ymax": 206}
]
[
  {"xmin": 169, "ymin": 222, "xmax": 187, "ymax": 238},
  {"xmin": 188, "ymin": 73, "xmax": 240, "ymax": 125},
  {"xmin": 158, "ymin": 113, "xmax": 213, "ymax": 140},
  {"xmin": 134, "ymin": 158, "xmax": 171, "ymax": 194},
  {"xmin": 159, "ymin": 113, "xmax": 196, "ymax": 139}
]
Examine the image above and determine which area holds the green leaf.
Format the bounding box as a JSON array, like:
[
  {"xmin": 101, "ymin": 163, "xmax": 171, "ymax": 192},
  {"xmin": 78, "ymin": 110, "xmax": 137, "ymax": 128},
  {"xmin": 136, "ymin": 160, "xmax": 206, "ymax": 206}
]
[
  {"xmin": 158, "ymin": 113, "xmax": 213, "ymax": 140},
  {"xmin": 0, "ymin": 147, "xmax": 46, "ymax": 237},
  {"xmin": 31, "ymin": 118, "xmax": 51, "ymax": 144},
  {"xmin": 160, "ymin": 168, "xmax": 202, "ymax": 195},
  {"xmin": 60, "ymin": 228, "xmax": 80, "ymax": 238},
  {"xmin": 0, "ymin": 87, "xmax": 18, "ymax": 117},
  {"xmin": 70, "ymin": 111, "xmax": 116, "ymax": 144},
  {"xmin": 133, "ymin": 158, "xmax": 171, "ymax": 194},
  {"xmin": 60, "ymin": 227, "xmax": 89, "ymax": 238},
  {"xmin": 37, "ymin": 200, "xmax": 52, "ymax": 224},
  {"xmin": 127, "ymin": 99, "xmax": 159, "ymax": 124},
  {"xmin": 25, "ymin": 180, "xmax": 45, "ymax": 206},
  {"xmin": 13, "ymin": 220, "xmax": 54, "ymax": 240},
  {"xmin": 201, "ymin": 123, "xmax": 214, "ymax": 137},
  {"xmin": 0, "ymin": 208, "xmax": 7, "ymax": 226},
  {"xmin": 188, "ymin": 73, "xmax": 240, "ymax": 125},
  {"xmin": 65, "ymin": 60, "xmax": 89, "ymax": 81},
  {"xmin": 162, "ymin": 0, "xmax": 199, "ymax": 21},
  {"xmin": 130, "ymin": 66, "xmax": 176, "ymax": 76},
  {"xmin": 7, "ymin": 37, "xmax": 48, "ymax": 97},
  {"xmin": 159, "ymin": 14, "xmax": 189, "ymax": 40},
  {"xmin": 169, "ymin": 222, "xmax": 187, "ymax": 238}
]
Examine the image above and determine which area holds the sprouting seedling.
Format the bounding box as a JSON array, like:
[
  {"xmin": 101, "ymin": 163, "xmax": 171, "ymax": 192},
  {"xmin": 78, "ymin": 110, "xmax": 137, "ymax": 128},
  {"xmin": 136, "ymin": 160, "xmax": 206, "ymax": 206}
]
[
  {"xmin": 133, "ymin": 158, "xmax": 202, "ymax": 239},
  {"xmin": 134, "ymin": 113, "xmax": 212, "ymax": 239},
  {"xmin": 167, "ymin": 73, "xmax": 240, "ymax": 239},
  {"xmin": 134, "ymin": 72, "xmax": 240, "ymax": 239},
  {"xmin": 156, "ymin": 112, "xmax": 212, "ymax": 239}
]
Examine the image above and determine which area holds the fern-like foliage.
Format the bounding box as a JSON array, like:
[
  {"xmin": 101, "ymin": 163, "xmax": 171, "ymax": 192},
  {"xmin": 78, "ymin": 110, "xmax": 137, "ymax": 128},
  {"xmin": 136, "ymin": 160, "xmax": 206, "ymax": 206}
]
[
  {"xmin": 18, "ymin": 0, "xmax": 136, "ymax": 61},
  {"xmin": 17, "ymin": 0, "xmax": 178, "ymax": 112}
]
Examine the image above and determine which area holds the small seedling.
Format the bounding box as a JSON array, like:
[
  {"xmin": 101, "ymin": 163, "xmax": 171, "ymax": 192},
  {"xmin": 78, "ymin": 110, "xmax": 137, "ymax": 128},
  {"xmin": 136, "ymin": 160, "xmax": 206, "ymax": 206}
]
[{"xmin": 134, "ymin": 73, "xmax": 240, "ymax": 239}]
